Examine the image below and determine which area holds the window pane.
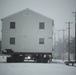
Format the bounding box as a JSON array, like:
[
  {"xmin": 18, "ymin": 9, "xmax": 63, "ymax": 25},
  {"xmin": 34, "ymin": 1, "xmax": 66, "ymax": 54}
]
[
  {"xmin": 10, "ymin": 38, "xmax": 15, "ymax": 44},
  {"xmin": 39, "ymin": 22, "xmax": 45, "ymax": 29},
  {"xmin": 10, "ymin": 22, "xmax": 15, "ymax": 29},
  {"xmin": 39, "ymin": 38, "xmax": 44, "ymax": 44}
]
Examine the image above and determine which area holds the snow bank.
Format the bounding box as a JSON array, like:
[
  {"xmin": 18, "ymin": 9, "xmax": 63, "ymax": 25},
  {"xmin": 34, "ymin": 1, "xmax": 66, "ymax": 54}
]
[
  {"xmin": 0, "ymin": 55, "xmax": 7, "ymax": 63},
  {"xmin": 52, "ymin": 59, "xmax": 65, "ymax": 64}
]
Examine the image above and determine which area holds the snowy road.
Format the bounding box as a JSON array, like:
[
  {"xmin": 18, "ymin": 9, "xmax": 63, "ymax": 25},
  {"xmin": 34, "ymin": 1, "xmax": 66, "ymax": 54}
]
[{"xmin": 0, "ymin": 63, "xmax": 76, "ymax": 75}]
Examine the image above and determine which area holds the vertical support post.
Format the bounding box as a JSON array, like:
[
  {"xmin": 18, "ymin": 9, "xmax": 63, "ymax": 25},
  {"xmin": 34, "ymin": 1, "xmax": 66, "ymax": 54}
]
[
  {"xmin": 56, "ymin": 30, "xmax": 60, "ymax": 42},
  {"xmin": 54, "ymin": 33, "xmax": 56, "ymax": 58},
  {"xmin": 72, "ymin": 12, "xmax": 76, "ymax": 61},
  {"xmin": 66, "ymin": 22, "xmax": 72, "ymax": 61},
  {"xmin": 68, "ymin": 23, "xmax": 70, "ymax": 61},
  {"xmin": 75, "ymin": 12, "xmax": 76, "ymax": 61},
  {"xmin": 63, "ymin": 29, "xmax": 65, "ymax": 60}
]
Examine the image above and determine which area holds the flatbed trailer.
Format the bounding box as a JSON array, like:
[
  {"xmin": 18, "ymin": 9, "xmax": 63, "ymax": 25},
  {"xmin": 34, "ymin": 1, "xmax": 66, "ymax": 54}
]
[{"xmin": 2, "ymin": 49, "xmax": 52, "ymax": 63}]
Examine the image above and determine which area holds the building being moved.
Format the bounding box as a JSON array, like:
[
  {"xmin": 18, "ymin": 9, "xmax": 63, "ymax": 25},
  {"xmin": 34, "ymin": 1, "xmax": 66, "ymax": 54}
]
[{"xmin": 1, "ymin": 8, "xmax": 54, "ymax": 63}]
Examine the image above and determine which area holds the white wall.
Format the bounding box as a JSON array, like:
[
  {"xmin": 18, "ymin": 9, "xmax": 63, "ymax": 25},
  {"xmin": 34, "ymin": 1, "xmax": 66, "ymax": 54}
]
[{"xmin": 2, "ymin": 9, "xmax": 53, "ymax": 53}]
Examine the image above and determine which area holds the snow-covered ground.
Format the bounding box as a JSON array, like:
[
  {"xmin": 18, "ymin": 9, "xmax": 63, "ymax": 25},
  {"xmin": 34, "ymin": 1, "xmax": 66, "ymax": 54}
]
[
  {"xmin": 0, "ymin": 62, "xmax": 76, "ymax": 75},
  {"xmin": 52, "ymin": 59, "xmax": 65, "ymax": 64}
]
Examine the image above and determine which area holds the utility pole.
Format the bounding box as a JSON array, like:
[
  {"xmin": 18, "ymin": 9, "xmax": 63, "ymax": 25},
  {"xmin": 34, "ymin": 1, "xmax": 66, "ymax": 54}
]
[
  {"xmin": 54, "ymin": 33, "xmax": 56, "ymax": 46},
  {"xmin": 56, "ymin": 30, "xmax": 61, "ymax": 59},
  {"xmin": 72, "ymin": 11, "xmax": 76, "ymax": 61},
  {"xmin": 63, "ymin": 29, "xmax": 65, "ymax": 42},
  {"xmin": 56, "ymin": 30, "xmax": 61, "ymax": 42},
  {"xmin": 66, "ymin": 22, "xmax": 73, "ymax": 61},
  {"xmin": 56, "ymin": 29, "xmax": 65, "ymax": 59},
  {"xmin": 53, "ymin": 33, "xmax": 57, "ymax": 58},
  {"xmin": 62, "ymin": 29, "xmax": 67, "ymax": 60},
  {"xmin": 54, "ymin": 33, "xmax": 56, "ymax": 51},
  {"xmin": 57, "ymin": 29, "xmax": 66, "ymax": 60}
]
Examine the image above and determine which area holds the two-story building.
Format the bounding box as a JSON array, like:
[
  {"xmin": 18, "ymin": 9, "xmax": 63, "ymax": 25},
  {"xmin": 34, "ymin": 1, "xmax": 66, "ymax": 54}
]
[{"xmin": 1, "ymin": 8, "xmax": 54, "ymax": 62}]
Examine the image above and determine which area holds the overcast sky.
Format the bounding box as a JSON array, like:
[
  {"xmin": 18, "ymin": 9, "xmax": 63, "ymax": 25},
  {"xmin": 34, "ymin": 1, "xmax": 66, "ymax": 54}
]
[{"xmin": 0, "ymin": 0, "xmax": 76, "ymax": 40}]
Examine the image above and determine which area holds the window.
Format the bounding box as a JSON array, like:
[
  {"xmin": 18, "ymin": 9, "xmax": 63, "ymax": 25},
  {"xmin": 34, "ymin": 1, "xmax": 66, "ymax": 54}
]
[
  {"xmin": 10, "ymin": 37, "xmax": 15, "ymax": 45},
  {"xmin": 39, "ymin": 38, "xmax": 44, "ymax": 44},
  {"xmin": 10, "ymin": 22, "xmax": 15, "ymax": 29},
  {"xmin": 39, "ymin": 22, "xmax": 45, "ymax": 29}
]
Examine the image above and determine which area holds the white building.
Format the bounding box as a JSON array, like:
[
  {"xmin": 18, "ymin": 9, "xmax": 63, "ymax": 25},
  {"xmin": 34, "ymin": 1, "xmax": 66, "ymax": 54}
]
[{"xmin": 1, "ymin": 8, "xmax": 54, "ymax": 54}]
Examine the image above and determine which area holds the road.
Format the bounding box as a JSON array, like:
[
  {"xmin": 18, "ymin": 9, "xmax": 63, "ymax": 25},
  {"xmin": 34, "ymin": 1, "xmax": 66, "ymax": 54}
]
[{"xmin": 0, "ymin": 63, "xmax": 76, "ymax": 75}]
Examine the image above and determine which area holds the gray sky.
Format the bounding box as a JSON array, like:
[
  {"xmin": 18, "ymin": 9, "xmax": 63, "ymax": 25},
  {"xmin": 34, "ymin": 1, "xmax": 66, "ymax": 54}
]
[{"xmin": 0, "ymin": 0, "xmax": 76, "ymax": 40}]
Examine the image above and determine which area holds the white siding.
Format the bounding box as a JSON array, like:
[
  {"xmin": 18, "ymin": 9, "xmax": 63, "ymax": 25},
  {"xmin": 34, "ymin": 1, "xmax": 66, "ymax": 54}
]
[{"xmin": 2, "ymin": 9, "xmax": 53, "ymax": 53}]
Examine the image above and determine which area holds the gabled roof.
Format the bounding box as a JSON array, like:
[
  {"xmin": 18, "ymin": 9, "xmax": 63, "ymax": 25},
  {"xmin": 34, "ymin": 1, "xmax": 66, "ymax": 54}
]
[{"xmin": 1, "ymin": 8, "xmax": 54, "ymax": 21}]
